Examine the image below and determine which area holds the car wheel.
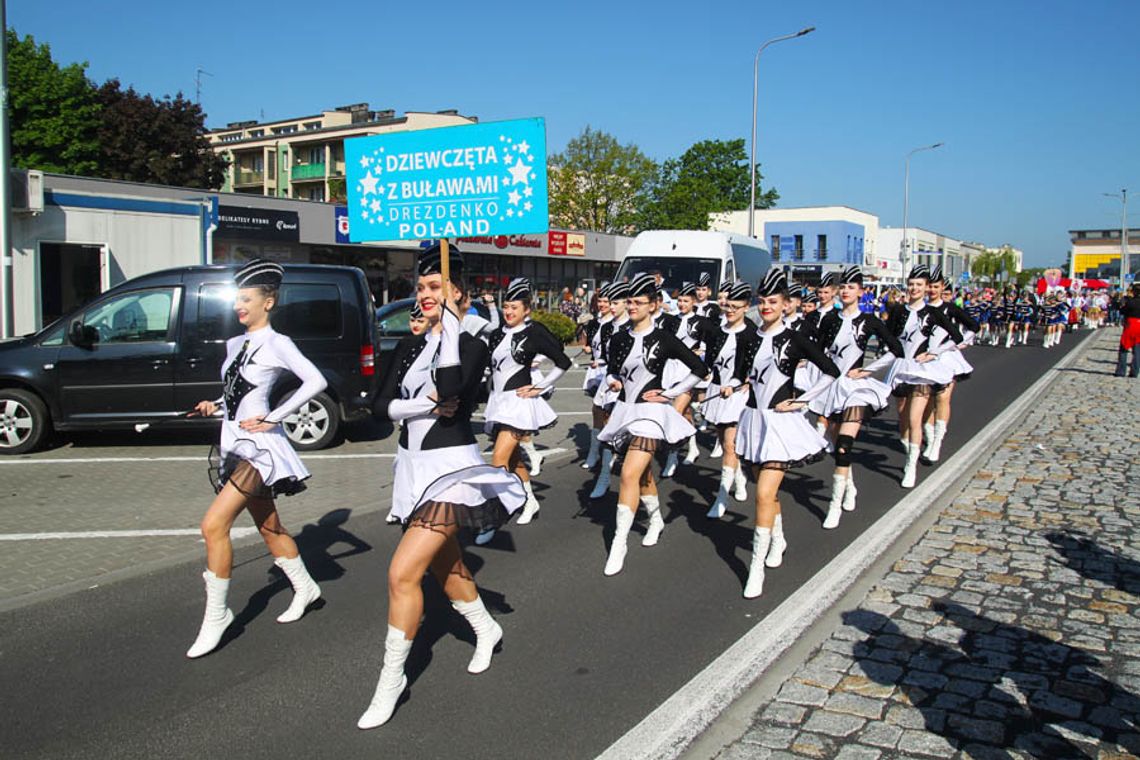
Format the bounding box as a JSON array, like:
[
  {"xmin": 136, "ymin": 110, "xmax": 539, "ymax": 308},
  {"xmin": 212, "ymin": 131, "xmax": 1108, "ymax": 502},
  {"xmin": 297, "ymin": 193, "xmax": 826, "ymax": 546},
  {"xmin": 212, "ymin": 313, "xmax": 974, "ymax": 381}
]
[
  {"xmin": 0, "ymin": 389, "xmax": 51, "ymax": 455},
  {"xmin": 281, "ymin": 392, "xmax": 340, "ymax": 451}
]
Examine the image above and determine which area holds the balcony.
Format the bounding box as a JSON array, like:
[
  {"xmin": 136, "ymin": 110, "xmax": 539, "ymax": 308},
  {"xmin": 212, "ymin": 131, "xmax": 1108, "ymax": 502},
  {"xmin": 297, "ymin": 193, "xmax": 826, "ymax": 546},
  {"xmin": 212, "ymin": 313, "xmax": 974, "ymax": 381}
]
[
  {"xmin": 291, "ymin": 163, "xmax": 326, "ymax": 181},
  {"xmin": 234, "ymin": 170, "xmax": 264, "ymax": 187},
  {"xmin": 815, "ymin": 248, "xmax": 829, "ymax": 261}
]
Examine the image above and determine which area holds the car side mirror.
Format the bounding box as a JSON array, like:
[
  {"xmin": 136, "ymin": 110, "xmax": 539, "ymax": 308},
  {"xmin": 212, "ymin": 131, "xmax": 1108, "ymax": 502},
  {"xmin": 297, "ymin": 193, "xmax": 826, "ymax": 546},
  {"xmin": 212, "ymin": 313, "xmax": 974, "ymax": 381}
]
[{"xmin": 69, "ymin": 320, "xmax": 98, "ymax": 348}]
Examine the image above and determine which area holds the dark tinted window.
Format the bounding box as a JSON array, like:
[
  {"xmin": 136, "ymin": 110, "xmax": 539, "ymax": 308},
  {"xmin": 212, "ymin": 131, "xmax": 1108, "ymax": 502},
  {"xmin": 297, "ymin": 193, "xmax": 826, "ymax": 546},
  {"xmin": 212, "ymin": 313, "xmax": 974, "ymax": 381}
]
[
  {"xmin": 276, "ymin": 284, "xmax": 342, "ymax": 339},
  {"xmin": 614, "ymin": 256, "xmax": 721, "ymax": 293},
  {"xmin": 197, "ymin": 283, "xmax": 241, "ymax": 343}
]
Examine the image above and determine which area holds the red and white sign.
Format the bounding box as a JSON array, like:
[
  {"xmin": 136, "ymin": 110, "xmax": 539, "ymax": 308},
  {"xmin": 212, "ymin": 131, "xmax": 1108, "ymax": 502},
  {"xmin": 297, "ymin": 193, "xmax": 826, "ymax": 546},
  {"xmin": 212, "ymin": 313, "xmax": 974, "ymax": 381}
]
[{"xmin": 549, "ymin": 231, "xmax": 585, "ymax": 256}]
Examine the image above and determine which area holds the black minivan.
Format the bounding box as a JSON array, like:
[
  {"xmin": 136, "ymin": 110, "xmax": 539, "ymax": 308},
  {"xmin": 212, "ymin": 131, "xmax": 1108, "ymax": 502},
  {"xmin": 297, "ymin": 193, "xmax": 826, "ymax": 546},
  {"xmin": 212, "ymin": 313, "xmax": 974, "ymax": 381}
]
[{"xmin": 0, "ymin": 264, "xmax": 379, "ymax": 454}]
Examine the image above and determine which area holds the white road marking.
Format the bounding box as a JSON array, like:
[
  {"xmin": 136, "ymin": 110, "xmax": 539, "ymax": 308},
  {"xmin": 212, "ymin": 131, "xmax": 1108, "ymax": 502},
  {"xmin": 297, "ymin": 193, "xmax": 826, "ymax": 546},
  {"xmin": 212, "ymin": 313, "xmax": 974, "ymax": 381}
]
[
  {"xmin": 595, "ymin": 335, "xmax": 1094, "ymax": 760},
  {"xmin": 0, "ymin": 453, "xmax": 398, "ymax": 465},
  {"xmin": 0, "ymin": 527, "xmax": 259, "ymax": 541}
]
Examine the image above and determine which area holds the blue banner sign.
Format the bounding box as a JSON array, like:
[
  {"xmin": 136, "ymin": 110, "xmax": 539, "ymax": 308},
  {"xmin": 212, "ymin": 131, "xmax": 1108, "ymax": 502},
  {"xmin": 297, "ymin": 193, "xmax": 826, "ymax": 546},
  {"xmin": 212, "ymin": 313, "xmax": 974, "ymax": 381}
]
[{"xmin": 345, "ymin": 118, "xmax": 548, "ymax": 242}]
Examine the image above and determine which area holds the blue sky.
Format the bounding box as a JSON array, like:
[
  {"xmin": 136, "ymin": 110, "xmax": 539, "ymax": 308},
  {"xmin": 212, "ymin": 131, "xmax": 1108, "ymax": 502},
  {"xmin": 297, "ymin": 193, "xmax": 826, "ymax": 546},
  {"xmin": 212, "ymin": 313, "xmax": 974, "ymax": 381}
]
[{"xmin": 10, "ymin": 0, "xmax": 1139, "ymax": 267}]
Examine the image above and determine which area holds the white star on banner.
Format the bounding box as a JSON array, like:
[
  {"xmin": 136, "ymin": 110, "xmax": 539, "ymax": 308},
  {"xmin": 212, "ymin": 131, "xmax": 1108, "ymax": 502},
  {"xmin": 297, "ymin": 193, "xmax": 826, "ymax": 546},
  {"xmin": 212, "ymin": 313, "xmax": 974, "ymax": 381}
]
[
  {"xmin": 508, "ymin": 190, "xmax": 522, "ymax": 206},
  {"xmin": 360, "ymin": 197, "xmax": 368, "ymax": 208},
  {"xmin": 524, "ymin": 201, "xmax": 533, "ymax": 212},
  {"xmin": 370, "ymin": 199, "xmax": 383, "ymax": 213},
  {"xmin": 516, "ymin": 140, "xmax": 530, "ymax": 155},
  {"xmin": 361, "ymin": 210, "xmax": 369, "ymax": 220},
  {"xmin": 506, "ymin": 208, "xmax": 515, "ymax": 217},
  {"xmin": 507, "ymin": 159, "xmax": 531, "ymax": 186},
  {"xmin": 358, "ymin": 155, "xmax": 371, "ymax": 169},
  {"xmin": 524, "ymin": 186, "xmax": 533, "ymax": 198},
  {"xmin": 359, "ymin": 171, "xmax": 379, "ymax": 196}
]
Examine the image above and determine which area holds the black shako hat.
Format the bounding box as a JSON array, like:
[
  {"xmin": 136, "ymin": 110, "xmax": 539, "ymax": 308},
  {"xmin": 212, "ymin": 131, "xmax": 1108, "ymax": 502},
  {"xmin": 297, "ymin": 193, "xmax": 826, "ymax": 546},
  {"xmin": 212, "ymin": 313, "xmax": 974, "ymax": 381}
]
[
  {"xmin": 930, "ymin": 264, "xmax": 944, "ymax": 285},
  {"xmin": 698, "ymin": 272, "xmax": 712, "ymax": 287},
  {"xmin": 504, "ymin": 277, "xmax": 532, "ymax": 303},
  {"xmin": 819, "ymin": 272, "xmax": 837, "ymax": 289},
  {"xmin": 679, "ymin": 282, "xmax": 697, "ymax": 297},
  {"xmin": 628, "ymin": 273, "xmax": 659, "ymax": 299},
  {"xmin": 803, "ymin": 290, "xmax": 820, "ymax": 305},
  {"xmin": 839, "ymin": 265, "xmax": 864, "ymax": 286},
  {"xmin": 726, "ymin": 280, "xmax": 753, "ymax": 302},
  {"xmin": 757, "ymin": 269, "xmax": 788, "ymax": 298},
  {"xmin": 907, "ymin": 264, "xmax": 931, "ymax": 282},
  {"xmin": 417, "ymin": 242, "xmax": 465, "ymax": 277},
  {"xmin": 608, "ymin": 281, "xmax": 632, "ymax": 300},
  {"xmin": 234, "ymin": 259, "xmax": 284, "ymax": 289},
  {"xmin": 410, "ymin": 301, "xmax": 424, "ymax": 319}
]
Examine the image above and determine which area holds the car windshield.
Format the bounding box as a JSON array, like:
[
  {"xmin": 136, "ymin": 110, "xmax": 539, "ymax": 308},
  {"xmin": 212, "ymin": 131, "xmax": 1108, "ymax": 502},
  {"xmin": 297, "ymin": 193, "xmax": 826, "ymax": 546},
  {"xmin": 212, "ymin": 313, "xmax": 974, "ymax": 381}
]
[{"xmin": 614, "ymin": 256, "xmax": 721, "ymax": 293}]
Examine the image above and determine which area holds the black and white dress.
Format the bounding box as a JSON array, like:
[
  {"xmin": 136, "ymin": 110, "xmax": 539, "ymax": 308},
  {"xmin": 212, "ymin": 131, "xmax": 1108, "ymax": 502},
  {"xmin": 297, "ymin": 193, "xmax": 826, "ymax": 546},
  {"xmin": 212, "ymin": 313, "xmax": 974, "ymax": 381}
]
[
  {"xmin": 213, "ymin": 327, "xmax": 327, "ymax": 496},
  {"xmin": 597, "ymin": 325, "xmax": 708, "ymax": 449},
  {"xmin": 928, "ymin": 300, "xmax": 979, "ymax": 381},
  {"xmin": 808, "ymin": 311, "xmax": 904, "ymax": 421},
  {"xmin": 484, "ymin": 319, "xmax": 572, "ymax": 435},
  {"xmin": 592, "ymin": 315, "xmax": 630, "ymax": 410},
  {"xmin": 734, "ymin": 326, "xmax": 840, "ymax": 469},
  {"xmin": 374, "ymin": 310, "xmax": 526, "ymax": 529},
  {"xmin": 582, "ymin": 314, "xmax": 612, "ymax": 395},
  {"xmin": 884, "ymin": 303, "xmax": 965, "ymax": 395},
  {"xmin": 664, "ymin": 311, "xmax": 716, "ymax": 389},
  {"xmin": 695, "ymin": 300, "xmax": 721, "ymax": 321},
  {"xmin": 701, "ymin": 320, "xmax": 760, "ymax": 426}
]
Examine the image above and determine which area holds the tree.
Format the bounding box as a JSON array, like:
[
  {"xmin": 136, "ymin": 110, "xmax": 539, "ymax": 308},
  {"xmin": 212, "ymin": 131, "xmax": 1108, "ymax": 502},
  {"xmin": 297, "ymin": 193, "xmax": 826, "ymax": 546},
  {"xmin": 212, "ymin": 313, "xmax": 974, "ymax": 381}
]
[
  {"xmin": 96, "ymin": 80, "xmax": 228, "ymax": 189},
  {"xmin": 639, "ymin": 138, "xmax": 778, "ymax": 230},
  {"xmin": 7, "ymin": 30, "xmax": 101, "ymax": 175},
  {"xmin": 971, "ymin": 246, "xmax": 1019, "ymax": 282},
  {"xmin": 548, "ymin": 126, "xmax": 656, "ymax": 234}
]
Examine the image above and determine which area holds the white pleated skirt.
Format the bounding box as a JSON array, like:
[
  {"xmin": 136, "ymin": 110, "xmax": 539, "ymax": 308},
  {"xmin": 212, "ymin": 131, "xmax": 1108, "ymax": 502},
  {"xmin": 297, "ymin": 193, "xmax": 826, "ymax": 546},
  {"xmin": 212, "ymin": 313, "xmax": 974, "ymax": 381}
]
[
  {"xmin": 794, "ymin": 362, "xmax": 822, "ymax": 392},
  {"xmin": 735, "ymin": 407, "xmax": 830, "ymax": 467},
  {"xmin": 808, "ymin": 375, "xmax": 892, "ymax": 419},
  {"xmin": 598, "ymin": 400, "xmax": 696, "ymax": 447},
  {"xmin": 701, "ymin": 384, "xmax": 750, "ymax": 426},
  {"xmin": 583, "ymin": 364, "xmax": 607, "ymax": 395},
  {"xmin": 593, "ymin": 377, "xmax": 620, "ymax": 409},
  {"xmin": 390, "ymin": 442, "xmax": 526, "ymax": 524},
  {"xmin": 931, "ymin": 349, "xmax": 973, "ymax": 380},
  {"xmin": 886, "ymin": 357, "xmax": 956, "ymax": 390},
  {"xmin": 219, "ymin": 421, "xmax": 309, "ymax": 489},
  {"xmin": 483, "ymin": 390, "xmax": 558, "ymax": 435}
]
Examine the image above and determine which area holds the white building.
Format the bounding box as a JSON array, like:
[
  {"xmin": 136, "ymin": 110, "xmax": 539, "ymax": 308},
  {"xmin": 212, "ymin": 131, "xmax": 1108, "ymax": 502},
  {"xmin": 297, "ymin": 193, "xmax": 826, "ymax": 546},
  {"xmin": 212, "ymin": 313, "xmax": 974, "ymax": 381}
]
[{"xmin": 878, "ymin": 226, "xmax": 970, "ymax": 284}]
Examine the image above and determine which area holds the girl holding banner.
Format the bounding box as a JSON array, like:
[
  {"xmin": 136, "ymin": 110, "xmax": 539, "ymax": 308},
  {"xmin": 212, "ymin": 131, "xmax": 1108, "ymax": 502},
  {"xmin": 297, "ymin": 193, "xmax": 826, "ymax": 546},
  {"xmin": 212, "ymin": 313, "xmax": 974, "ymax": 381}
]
[{"xmin": 359, "ymin": 243, "xmax": 526, "ymax": 730}]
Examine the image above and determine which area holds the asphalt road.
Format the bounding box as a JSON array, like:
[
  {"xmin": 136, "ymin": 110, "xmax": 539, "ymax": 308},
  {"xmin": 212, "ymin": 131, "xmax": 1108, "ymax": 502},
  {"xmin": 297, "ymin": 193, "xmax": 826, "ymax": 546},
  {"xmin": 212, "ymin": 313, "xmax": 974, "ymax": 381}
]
[{"xmin": 0, "ymin": 333, "xmax": 1086, "ymax": 760}]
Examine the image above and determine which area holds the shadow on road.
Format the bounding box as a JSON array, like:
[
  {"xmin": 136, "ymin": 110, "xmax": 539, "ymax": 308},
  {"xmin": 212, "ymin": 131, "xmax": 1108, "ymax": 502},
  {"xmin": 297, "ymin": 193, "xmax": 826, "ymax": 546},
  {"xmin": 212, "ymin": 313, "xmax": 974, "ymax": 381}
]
[
  {"xmin": 1046, "ymin": 530, "xmax": 1140, "ymax": 597},
  {"xmin": 846, "ymin": 596, "xmax": 1140, "ymax": 758}
]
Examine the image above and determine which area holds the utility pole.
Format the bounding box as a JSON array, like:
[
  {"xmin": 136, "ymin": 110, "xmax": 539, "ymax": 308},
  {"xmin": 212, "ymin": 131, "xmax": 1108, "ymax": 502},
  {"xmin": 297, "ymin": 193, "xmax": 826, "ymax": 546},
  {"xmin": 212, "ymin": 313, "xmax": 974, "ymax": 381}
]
[
  {"xmin": 1, "ymin": 0, "xmax": 13, "ymax": 338},
  {"xmin": 1104, "ymin": 189, "xmax": 1129, "ymax": 285}
]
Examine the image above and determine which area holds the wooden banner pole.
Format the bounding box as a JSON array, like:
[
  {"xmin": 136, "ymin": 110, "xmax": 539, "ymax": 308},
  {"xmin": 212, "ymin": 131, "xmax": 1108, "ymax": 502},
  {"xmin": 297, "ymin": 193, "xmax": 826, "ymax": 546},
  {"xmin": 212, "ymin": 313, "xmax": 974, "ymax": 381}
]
[{"xmin": 440, "ymin": 238, "xmax": 451, "ymax": 308}]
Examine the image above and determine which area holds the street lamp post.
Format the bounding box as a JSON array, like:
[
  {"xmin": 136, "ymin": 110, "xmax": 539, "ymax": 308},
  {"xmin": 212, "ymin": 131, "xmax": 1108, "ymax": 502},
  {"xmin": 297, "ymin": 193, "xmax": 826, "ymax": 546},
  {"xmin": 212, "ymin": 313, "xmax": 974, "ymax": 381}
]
[
  {"xmin": 1104, "ymin": 190, "xmax": 1129, "ymax": 285},
  {"xmin": 748, "ymin": 26, "xmax": 815, "ymax": 239},
  {"xmin": 900, "ymin": 142, "xmax": 944, "ymax": 278}
]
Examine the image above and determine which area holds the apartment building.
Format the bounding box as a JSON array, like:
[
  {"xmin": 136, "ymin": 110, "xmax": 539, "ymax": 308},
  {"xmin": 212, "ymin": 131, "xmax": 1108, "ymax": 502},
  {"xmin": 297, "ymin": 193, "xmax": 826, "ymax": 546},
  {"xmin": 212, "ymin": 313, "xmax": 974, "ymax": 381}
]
[{"xmin": 208, "ymin": 104, "xmax": 477, "ymax": 203}]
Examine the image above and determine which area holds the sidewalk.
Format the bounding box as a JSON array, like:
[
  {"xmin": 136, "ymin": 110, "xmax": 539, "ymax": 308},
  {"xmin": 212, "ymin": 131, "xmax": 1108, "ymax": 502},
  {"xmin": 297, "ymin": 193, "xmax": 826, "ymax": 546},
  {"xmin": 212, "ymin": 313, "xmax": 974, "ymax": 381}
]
[{"xmin": 709, "ymin": 330, "xmax": 1140, "ymax": 759}]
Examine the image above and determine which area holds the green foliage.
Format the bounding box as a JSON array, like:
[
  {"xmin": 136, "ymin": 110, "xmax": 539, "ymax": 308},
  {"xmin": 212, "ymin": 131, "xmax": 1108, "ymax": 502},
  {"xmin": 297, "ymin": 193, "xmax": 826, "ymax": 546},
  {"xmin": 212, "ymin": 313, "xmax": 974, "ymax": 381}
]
[
  {"xmin": 548, "ymin": 126, "xmax": 657, "ymax": 234},
  {"xmin": 530, "ymin": 310, "xmax": 577, "ymax": 345},
  {"xmin": 7, "ymin": 28, "xmax": 227, "ymax": 188},
  {"xmin": 640, "ymin": 138, "xmax": 778, "ymax": 230},
  {"xmin": 7, "ymin": 30, "xmax": 101, "ymax": 175},
  {"xmin": 95, "ymin": 80, "xmax": 228, "ymax": 188},
  {"xmin": 328, "ymin": 177, "xmax": 347, "ymax": 202},
  {"xmin": 971, "ymin": 245, "xmax": 1020, "ymax": 282}
]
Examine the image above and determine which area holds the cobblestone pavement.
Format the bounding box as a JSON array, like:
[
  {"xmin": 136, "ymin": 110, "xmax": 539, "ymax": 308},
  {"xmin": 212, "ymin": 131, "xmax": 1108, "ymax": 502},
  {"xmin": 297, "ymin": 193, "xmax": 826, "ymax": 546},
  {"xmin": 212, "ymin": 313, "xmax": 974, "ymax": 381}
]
[{"xmin": 715, "ymin": 331, "xmax": 1140, "ymax": 759}]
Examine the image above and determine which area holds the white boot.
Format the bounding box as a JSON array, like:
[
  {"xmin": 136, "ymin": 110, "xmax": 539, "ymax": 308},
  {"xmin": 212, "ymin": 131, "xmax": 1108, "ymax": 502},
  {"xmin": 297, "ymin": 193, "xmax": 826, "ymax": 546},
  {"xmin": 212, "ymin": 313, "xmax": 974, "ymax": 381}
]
[
  {"xmin": 733, "ymin": 466, "xmax": 748, "ymax": 502},
  {"xmin": 766, "ymin": 514, "xmax": 788, "ymax": 568},
  {"xmin": 922, "ymin": 423, "xmax": 935, "ymax": 460},
  {"xmin": 583, "ymin": 430, "xmax": 600, "ymax": 470},
  {"xmin": 385, "ymin": 508, "xmax": 400, "ymax": 525},
  {"xmin": 1005, "ymin": 332, "xmax": 1013, "ymax": 348},
  {"xmin": 706, "ymin": 467, "xmax": 733, "ymax": 519},
  {"xmin": 516, "ymin": 481, "xmax": 541, "ymax": 525},
  {"xmin": 604, "ymin": 505, "xmax": 635, "ymax": 576},
  {"xmin": 823, "ymin": 474, "xmax": 845, "ymax": 529},
  {"xmin": 927, "ymin": 420, "xmax": 947, "ymax": 463},
  {"xmin": 589, "ymin": 449, "xmax": 613, "ymax": 499},
  {"xmin": 357, "ymin": 625, "xmax": 412, "ymax": 729},
  {"xmin": 186, "ymin": 570, "xmax": 234, "ymax": 659},
  {"xmin": 744, "ymin": 528, "xmax": 772, "ymax": 599},
  {"xmin": 520, "ymin": 440, "xmax": 544, "ymax": 477},
  {"xmin": 641, "ymin": 494, "xmax": 665, "ymax": 546},
  {"xmin": 274, "ymin": 555, "xmax": 321, "ymax": 624},
  {"xmin": 901, "ymin": 440, "xmax": 920, "ymax": 488},
  {"xmin": 843, "ymin": 472, "xmax": 858, "ymax": 512},
  {"xmin": 711, "ymin": 440, "xmax": 724, "ymax": 458},
  {"xmin": 451, "ymin": 596, "xmax": 503, "ymax": 674},
  {"xmin": 661, "ymin": 450, "xmax": 679, "ymax": 479},
  {"xmin": 683, "ymin": 436, "xmax": 700, "ymax": 465}
]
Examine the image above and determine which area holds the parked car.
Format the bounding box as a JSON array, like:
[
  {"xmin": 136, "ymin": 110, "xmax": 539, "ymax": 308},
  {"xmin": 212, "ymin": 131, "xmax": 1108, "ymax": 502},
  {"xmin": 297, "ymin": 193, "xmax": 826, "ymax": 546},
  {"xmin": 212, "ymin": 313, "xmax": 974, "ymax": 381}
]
[
  {"xmin": 0, "ymin": 264, "xmax": 379, "ymax": 455},
  {"xmin": 376, "ymin": 298, "xmax": 416, "ymax": 362}
]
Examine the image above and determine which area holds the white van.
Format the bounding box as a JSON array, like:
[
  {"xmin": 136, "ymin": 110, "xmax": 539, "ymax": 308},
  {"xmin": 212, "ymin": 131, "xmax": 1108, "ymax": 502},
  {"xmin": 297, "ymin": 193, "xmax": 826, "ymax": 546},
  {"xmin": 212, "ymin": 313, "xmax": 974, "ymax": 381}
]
[{"xmin": 613, "ymin": 230, "xmax": 772, "ymax": 295}]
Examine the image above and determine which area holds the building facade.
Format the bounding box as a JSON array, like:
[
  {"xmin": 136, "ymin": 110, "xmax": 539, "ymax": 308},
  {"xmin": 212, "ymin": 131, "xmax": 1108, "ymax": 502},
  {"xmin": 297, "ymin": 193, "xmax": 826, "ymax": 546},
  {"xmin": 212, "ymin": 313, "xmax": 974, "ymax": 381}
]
[
  {"xmin": 710, "ymin": 206, "xmax": 881, "ymax": 285},
  {"xmin": 1068, "ymin": 228, "xmax": 1140, "ymax": 280},
  {"xmin": 878, "ymin": 226, "xmax": 975, "ymax": 285},
  {"xmin": 208, "ymin": 104, "xmax": 476, "ymax": 203},
  {"xmin": 7, "ymin": 172, "xmax": 626, "ymax": 336}
]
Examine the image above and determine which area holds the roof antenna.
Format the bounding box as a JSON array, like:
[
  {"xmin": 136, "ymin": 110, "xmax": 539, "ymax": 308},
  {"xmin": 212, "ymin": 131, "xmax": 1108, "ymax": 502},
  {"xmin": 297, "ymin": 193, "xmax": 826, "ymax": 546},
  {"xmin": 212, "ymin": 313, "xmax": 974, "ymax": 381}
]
[{"xmin": 195, "ymin": 67, "xmax": 213, "ymax": 105}]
